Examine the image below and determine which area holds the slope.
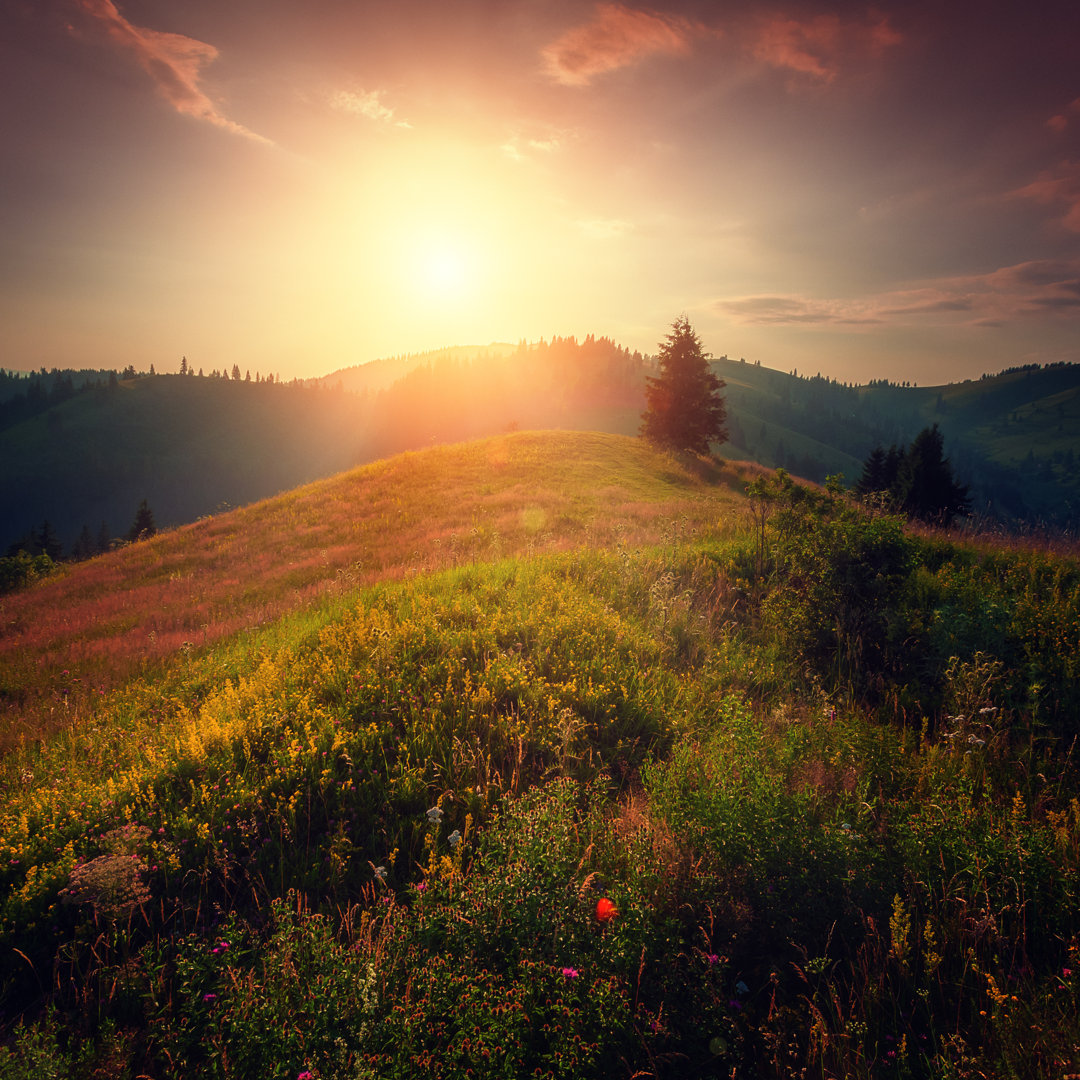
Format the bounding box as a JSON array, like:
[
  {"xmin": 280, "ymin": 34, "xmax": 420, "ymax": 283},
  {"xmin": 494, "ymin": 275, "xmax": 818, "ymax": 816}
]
[
  {"xmin": 1, "ymin": 429, "xmax": 1078, "ymax": 1078},
  {"xmin": 0, "ymin": 430, "xmax": 744, "ymax": 753}
]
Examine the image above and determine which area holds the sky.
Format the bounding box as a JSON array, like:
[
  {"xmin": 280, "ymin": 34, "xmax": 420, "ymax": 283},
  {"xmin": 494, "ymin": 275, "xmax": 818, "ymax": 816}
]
[{"xmin": 2, "ymin": 0, "xmax": 1079, "ymax": 385}]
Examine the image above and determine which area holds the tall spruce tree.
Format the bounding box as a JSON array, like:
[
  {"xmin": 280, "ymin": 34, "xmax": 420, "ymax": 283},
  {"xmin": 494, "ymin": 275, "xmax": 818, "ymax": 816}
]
[
  {"xmin": 640, "ymin": 316, "xmax": 727, "ymax": 454},
  {"xmin": 856, "ymin": 425, "xmax": 969, "ymax": 526},
  {"xmin": 898, "ymin": 424, "xmax": 970, "ymax": 525}
]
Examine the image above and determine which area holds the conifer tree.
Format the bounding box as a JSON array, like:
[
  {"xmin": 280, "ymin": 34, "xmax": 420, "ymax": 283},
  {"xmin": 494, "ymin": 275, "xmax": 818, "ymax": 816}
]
[
  {"xmin": 898, "ymin": 424, "xmax": 970, "ymax": 525},
  {"xmin": 640, "ymin": 316, "xmax": 727, "ymax": 454},
  {"xmin": 127, "ymin": 500, "xmax": 157, "ymax": 542}
]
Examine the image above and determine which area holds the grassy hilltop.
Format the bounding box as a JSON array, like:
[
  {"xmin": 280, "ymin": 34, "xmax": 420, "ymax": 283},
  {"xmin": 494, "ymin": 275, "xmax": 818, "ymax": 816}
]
[
  {"xmin": 5, "ymin": 352, "xmax": 1080, "ymax": 561},
  {"xmin": 1, "ymin": 431, "xmax": 1079, "ymax": 1078}
]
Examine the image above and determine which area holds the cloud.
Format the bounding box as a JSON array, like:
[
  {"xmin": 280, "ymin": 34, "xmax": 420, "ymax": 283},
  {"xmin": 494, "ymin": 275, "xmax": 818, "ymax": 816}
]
[
  {"xmin": 717, "ymin": 295, "xmax": 842, "ymax": 323},
  {"xmin": 501, "ymin": 129, "xmax": 568, "ymax": 162},
  {"xmin": 578, "ymin": 218, "xmax": 633, "ymax": 239},
  {"xmin": 879, "ymin": 298, "xmax": 974, "ymax": 316},
  {"xmin": 1048, "ymin": 98, "xmax": 1080, "ymax": 133},
  {"xmin": 329, "ymin": 89, "xmax": 411, "ymax": 128},
  {"xmin": 73, "ymin": 0, "xmax": 269, "ymax": 143},
  {"xmin": 1012, "ymin": 161, "xmax": 1080, "ymax": 232},
  {"xmin": 748, "ymin": 12, "xmax": 901, "ymax": 83},
  {"xmin": 717, "ymin": 260, "xmax": 1080, "ymax": 329},
  {"xmin": 542, "ymin": 3, "xmax": 696, "ymax": 87}
]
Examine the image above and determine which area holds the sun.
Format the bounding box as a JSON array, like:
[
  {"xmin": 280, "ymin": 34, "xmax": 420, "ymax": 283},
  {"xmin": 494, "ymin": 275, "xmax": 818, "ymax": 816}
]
[{"xmin": 417, "ymin": 243, "xmax": 470, "ymax": 300}]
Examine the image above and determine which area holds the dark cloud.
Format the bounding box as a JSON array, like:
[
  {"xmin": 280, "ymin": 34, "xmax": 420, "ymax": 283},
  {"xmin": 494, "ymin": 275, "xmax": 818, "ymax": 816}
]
[{"xmin": 880, "ymin": 298, "xmax": 973, "ymax": 315}]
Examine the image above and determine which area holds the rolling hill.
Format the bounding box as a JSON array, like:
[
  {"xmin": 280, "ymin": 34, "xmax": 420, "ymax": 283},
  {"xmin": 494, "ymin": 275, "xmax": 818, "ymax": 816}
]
[
  {"xmin": 2, "ymin": 347, "xmax": 1079, "ymax": 562},
  {"xmin": 0, "ymin": 430, "xmax": 1078, "ymax": 1077}
]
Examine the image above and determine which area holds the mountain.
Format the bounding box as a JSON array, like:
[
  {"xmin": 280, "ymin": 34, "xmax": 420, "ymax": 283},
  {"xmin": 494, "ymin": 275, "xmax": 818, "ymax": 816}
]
[
  {"xmin": 2, "ymin": 348, "xmax": 1079, "ymax": 557},
  {"xmin": 714, "ymin": 357, "xmax": 1080, "ymax": 526}
]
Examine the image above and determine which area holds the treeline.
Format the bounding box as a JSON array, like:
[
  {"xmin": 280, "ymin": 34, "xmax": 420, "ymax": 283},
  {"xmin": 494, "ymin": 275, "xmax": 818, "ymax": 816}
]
[
  {"xmin": 0, "ymin": 363, "xmax": 299, "ymax": 435},
  {"xmin": 1, "ymin": 501, "xmax": 160, "ymax": 595},
  {"xmin": 0, "ymin": 368, "xmax": 120, "ymax": 432},
  {"xmin": 364, "ymin": 336, "xmax": 648, "ymax": 455},
  {"xmin": 0, "ymin": 369, "xmax": 367, "ymax": 563},
  {"xmin": 2, "ymin": 347, "xmax": 1078, "ymax": 567}
]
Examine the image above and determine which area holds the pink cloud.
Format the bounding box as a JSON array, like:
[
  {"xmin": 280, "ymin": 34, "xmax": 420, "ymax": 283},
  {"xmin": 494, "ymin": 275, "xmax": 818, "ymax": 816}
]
[
  {"xmin": 542, "ymin": 3, "xmax": 697, "ymax": 87},
  {"xmin": 73, "ymin": 0, "xmax": 269, "ymax": 143},
  {"xmin": 1047, "ymin": 97, "xmax": 1080, "ymax": 133},
  {"xmin": 749, "ymin": 11, "xmax": 902, "ymax": 82},
  {"xmin": 1013, "ymin": 161, "xmax": 1080, "ymax": 232}
]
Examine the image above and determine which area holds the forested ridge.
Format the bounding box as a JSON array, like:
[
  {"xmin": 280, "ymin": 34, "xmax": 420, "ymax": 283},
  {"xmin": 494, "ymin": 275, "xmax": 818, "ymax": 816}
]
[{"xmin": 2, "ymin": 344, "xmax": 1078, "ymax": 560}]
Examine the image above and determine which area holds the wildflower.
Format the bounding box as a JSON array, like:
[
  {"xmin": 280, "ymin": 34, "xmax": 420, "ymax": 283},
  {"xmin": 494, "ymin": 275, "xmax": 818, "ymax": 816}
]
[
  {"xmin": 561, "ymin": 967, "xmax": 579, "ymax": 978},
  {"xmin": 735, "ymin": 980, "xmax": 749, "ymax": 996},
  {"xmin": 595, "ymin": 897, "xmax": 617, "ymax": 923},
  {"xmin": 426, "ymin": 806, "xmax": 443, "ymax": 825},
  {"xmin": 203, "ymin": 993, "xmax": 218, "ymax": 1002},
  {"xmin": 416, "ymin": 880, "xmax": 427, "ymax": 893},
  {"xmin": 373, "ymin": 865, "xmax": 387, "ymax": 883},
  {"xmin": 706, "ymin": 953, "xmax": 720, "ymax": 965},
  {"xmin": 298, "ymin": 1072, "xmax": 314, "ymax": 1080},
  {"xmin": 1064, "ymin": 967, "xmax": 1073, "ymax": 978},
  {"xmin": 447, "ymin": 829, "xmax": 461, "ymax": 849}
]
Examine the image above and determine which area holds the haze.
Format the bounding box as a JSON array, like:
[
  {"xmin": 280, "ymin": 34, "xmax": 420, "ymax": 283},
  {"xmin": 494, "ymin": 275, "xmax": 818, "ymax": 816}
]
[{"xmin": 2, "ymin": 0, "xmax": 1078, "ymax": 384}]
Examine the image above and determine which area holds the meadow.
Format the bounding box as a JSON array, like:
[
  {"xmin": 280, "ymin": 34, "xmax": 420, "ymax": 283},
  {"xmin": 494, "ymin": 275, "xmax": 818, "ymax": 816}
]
[{"xmin": 0, "ymin": 431, "xmax": 1077, "ymax": 1078}]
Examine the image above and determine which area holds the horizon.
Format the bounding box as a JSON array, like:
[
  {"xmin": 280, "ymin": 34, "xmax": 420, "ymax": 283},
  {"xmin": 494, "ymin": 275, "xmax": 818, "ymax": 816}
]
[
  {"xmin": 3, "ymin": 1, "xmax": 1078, "ymax": 385},
  {"xmin": 3, "ymin": 335, "xmax": 1067, "ymax": 391}
]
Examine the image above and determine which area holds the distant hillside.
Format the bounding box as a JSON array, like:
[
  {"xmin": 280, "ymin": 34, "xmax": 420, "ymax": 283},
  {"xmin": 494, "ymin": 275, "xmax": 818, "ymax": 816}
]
[
  {"xmin": 318, "ymin": 343, "xmax": 519, "ymax": 395},
  {"xmin": 2, "ymin": 348, "xmax": 1078, "ymax": 554},
  {"xmin": 0, "ymin": 374, "xmax": 366, "ymax": 554},
  {"xmin": 714, "ymin": 358, "xmax": 1080, "ymax": 526}
]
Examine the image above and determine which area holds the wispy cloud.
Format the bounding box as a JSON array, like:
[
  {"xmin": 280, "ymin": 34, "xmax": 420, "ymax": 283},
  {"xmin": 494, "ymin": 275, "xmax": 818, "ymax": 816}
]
[
  {"xmin": 1012, "ymin": 161, "xmax": 1080, "ymax": 232},
  {"xmin": 328, "ymin": 88, "xmax": 411, "ymax": 128},
  {"xmin": 578, "ymin": 218, "xmax": 633, "ymax": 239},
  {"xmin": 501, "ymin": 128, "xmax": 571, "ymax": 162},
  {"xmin": 72, "ymin": 0, "xmax": 269, "ymax": 143},
  {"xmin": 718, "ymin": 260, "xmax": 1080, "ymax": 328},
  {"xmin": 717, "ymin": 295, "xmax": 855, "ymax": 324},
  {"xmin": 748, "ymin": 12, "xmax": 902, "ymax": 83},
  {"xmin": 542, "ymin": 3, "xmax": 696, "ymax": 87},
  {"xmin": 1047, "ymin": 98, "xmax": 1080, "ymax": 133}
]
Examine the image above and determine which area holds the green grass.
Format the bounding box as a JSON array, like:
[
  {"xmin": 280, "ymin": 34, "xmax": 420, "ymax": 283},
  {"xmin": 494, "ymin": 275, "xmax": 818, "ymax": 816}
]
[{"xmin": 1, "ymin": 432, "xmax": 1079, "ymax": 1078}]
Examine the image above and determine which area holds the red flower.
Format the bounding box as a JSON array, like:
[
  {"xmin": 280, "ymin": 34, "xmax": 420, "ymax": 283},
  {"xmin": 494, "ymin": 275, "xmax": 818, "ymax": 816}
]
[{"xmin": 595, "ymin": 897, "xmax": 617, "ymax": 923}]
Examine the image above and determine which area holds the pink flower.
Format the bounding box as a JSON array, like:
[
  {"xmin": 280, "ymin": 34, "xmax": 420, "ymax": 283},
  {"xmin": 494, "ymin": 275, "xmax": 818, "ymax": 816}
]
[
  {"xmin": 202, "ymin": 993, "xmax": 217, "ymax": 1002},
  {"xmin": 298, "ymin": 1072, "xmax": 314, "ymax": 1080},
  {"xmin": 561, "ymin": 966, "xmax": 579, "ymax": 978},
  {"xmin": 1064, "ymin": 967, "xmax": 1073, "ymax": 977}
]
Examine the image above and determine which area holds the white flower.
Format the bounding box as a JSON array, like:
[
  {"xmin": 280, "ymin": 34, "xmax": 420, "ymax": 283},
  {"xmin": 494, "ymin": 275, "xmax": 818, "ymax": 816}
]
[
  {"xmin": 426, "ymin": 806, "xmax": 443, "ymax": 824},
  {"xmin": 448, "ymin": 830, "xmax": 461, "ymax": 849},
  {"xmin": 373, "ymin": 865, "xmax": 387, "ymax": 882}
]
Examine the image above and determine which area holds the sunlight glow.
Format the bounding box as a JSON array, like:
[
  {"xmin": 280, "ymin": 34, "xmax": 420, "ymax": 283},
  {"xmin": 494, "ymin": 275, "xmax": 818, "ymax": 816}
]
[{"xmin": 419, "ymin": 245, "xmax": 469, "ymax": 298}]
